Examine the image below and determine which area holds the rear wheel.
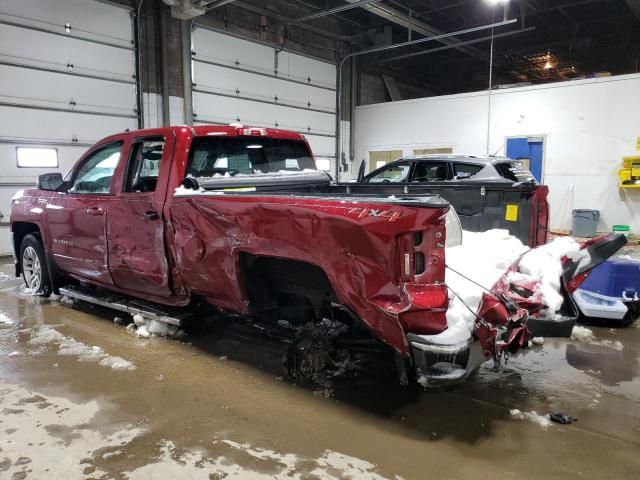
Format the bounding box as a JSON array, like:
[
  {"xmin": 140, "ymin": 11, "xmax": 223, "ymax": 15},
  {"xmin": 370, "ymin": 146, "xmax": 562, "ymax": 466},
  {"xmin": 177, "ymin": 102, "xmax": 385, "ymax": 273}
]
[{"xmin": 20, "ymin": 234, "xmax": 52, "ymax": 297}]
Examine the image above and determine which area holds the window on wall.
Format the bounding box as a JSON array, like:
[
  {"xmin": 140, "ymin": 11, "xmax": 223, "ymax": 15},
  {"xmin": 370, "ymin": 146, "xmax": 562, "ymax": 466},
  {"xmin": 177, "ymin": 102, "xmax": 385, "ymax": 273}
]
[
  {"xmin": 368, "ymin": 150, "xmax": 403, "ymax": 173},
  {"xmin": 315, "ymin": 158, "xmax": 332, "ymax": 171},
  {"xmin": 16, "ymin": 147, "xmax": 58, "ymax": 168}
]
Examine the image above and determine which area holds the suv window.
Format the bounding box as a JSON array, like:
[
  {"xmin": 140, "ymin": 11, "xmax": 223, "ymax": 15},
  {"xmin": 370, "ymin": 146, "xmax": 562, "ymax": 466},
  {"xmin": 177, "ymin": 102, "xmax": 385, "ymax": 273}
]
[
  {"xmin": 186, "ymin": 137, "xmax": 314, "ymax": 178},
  {"xmin": 70, "ymin": 142, "xmax": 122, "ymax": 194},
  {"xmin": 366, "ymin": 163, "xmax": 412, "ymax": 183},
  {"xmin": 494, "ymin": 160, "xmax": 536, "ymax": 183},
  {"xmin": 412, "ymin": 161, "xmax": 451, "ymax": 182},
  {"xmin": 124, "ymin": 138, "xmax": 165, "ymax": 193},
  {"xmin": 453, "ymin": 162, "xmax": 484, "ymax": 179}
]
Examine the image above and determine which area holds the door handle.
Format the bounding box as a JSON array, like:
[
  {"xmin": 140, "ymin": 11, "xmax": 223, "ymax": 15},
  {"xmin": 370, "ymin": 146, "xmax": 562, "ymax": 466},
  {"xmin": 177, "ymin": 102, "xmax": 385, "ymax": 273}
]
[
  {"xmin": 143, "ymin": 211, "xmax": 159, "ymax": 221},
  {"xmin": 86, "ymin": 207, "xmax": 104, "ymax": 216}
]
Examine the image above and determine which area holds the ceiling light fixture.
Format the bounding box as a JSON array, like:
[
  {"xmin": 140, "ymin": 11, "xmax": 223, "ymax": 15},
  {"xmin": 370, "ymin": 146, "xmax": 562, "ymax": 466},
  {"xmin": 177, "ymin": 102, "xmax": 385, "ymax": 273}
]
[{"xmin": 486, "ymin": 0, "xmax": 510, "ymax": 4}]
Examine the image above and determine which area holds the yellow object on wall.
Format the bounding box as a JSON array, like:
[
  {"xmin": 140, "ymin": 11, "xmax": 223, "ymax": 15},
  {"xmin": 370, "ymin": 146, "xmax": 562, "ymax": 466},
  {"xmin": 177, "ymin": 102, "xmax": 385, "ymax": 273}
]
[{"xmin": 619, "ymin": 155, "xmax": 640, "ymax": 189}]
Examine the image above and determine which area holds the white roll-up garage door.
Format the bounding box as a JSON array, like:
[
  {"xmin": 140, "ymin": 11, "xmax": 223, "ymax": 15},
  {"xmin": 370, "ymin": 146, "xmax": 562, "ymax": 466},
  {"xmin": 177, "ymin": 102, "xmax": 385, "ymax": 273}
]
[
  {"xmin": 0, "ymin": 0, "xmax": 138, "ymax": 254},
  {"xmin": 191, "ymin": 27, "xmax": 336, "ymax": 168}
]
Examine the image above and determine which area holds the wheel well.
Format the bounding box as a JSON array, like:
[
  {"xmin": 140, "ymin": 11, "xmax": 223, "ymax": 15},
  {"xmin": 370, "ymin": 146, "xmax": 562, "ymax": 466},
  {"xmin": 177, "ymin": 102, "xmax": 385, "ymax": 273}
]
[
  {"xmin": 12, "ymin": 222, "xmax": 41, "ymax": 270},
  {"xmin": 239, "ymin": 254, "xmax": 338, "ymax": 323}
]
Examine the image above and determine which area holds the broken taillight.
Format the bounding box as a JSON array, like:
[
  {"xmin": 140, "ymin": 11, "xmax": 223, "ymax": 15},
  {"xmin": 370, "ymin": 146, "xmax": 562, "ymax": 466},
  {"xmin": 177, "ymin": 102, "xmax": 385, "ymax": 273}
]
[
  {"xmin": 398, "ymin": 224, "xmax": 445, "ymax": 284},
  {"xmin": 530, "ymin": 186, "xmax": 549, "ymax": 247},
  {"xmin": 566, "ymin": 270, "xmax": 590, "ymax": 294}
]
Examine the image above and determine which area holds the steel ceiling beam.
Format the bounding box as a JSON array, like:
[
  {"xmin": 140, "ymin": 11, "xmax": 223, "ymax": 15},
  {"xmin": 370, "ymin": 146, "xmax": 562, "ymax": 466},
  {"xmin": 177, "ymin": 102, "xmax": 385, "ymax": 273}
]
[
  {"xmin": 285, "ymin": 0, "xmax": 381, "ymax": 25},
  {"xmin": 375, "ymin": 26, "xmax": 536, "ymax": 64},
  {"xmin": 344, "ymin": 0, "xmax": 487, "ymax": 60}
]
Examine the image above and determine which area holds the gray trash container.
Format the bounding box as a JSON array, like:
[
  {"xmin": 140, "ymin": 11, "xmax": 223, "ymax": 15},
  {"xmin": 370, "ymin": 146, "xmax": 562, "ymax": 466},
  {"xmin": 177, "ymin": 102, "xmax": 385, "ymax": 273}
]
[{"xmin": 572, "ymin": 209, "xmax": 600, "ymax": 237}]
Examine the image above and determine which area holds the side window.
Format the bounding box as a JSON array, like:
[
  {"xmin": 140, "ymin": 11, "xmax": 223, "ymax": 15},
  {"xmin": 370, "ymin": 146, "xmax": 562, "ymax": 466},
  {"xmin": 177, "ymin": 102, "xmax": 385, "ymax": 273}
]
[
  {"xmin": 366, "ymin": 163, "xmax": 412, "ymax": 183},
  {"xmin": 453, "ymin": 162, "xmax": 484, "ymax": 179},
  {"xmin": 70, "ymin": 142, "xmax": 123, "ymax": 194},
  {"xmin": 412, "ymin": 161, "xmax": 451, "ymax": 182},
  {"xmin": 124, "ymin": 138, "xmax": 165, "ymax": 193}
]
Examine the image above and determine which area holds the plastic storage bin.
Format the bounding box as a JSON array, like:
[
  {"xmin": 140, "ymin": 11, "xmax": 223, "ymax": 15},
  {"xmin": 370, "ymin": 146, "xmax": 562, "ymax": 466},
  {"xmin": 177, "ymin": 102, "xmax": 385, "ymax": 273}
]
[
  {"xmin": 572, "ymin": 209, "xmax": 600, "ymax": 237},
  {"xmin": 573, "ymin": 256, "xmax": 640, "ymax": 323}
]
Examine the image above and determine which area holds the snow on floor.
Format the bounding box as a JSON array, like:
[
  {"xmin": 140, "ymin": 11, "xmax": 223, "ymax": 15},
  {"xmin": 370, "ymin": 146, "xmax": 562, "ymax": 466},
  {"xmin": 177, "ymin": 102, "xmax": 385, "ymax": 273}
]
[
  {"xmin": 125, "ymin": 438, "xmax": 394, "ymax": 480},
  {"xmin": 27, "ymin": 326, "xmax": 136, "ymax": 370},
  {"xmin": 130, "ymin": 314, "xmax": 183, "ymax": 339},
  {"xmin": 0, "ymin": 380, "xmax": 143, "ymax": 479},
  {"xmin": 570, "ymin": 326, "xmax": 624, "ymax": 350},
  {"xmin": 428, "ymin": 229, "xmax": 583, "ymax": 346},
  {"xmin": 0, "ymin": 312, "xmax": 13, "ymax": 326},
  {"xmin": 509, "ymin": 409, "xmax": 552, "ymax": 428}
]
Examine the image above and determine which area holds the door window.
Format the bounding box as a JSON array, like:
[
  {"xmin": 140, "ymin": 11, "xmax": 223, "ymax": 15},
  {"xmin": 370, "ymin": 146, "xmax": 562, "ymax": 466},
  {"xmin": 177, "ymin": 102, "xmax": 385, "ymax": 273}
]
[
  {"xmin": 365, "ymin": 163, "xmax": 412, "ymax": 183},
  {"xmin": 124, "ymin": 138, "xmax": 165, "ymax": 193},
  {"xmin": 70, "ymin": 142, "xmax": 123, "ymax": 194},
  {"xmin": 453, "ymin": 162, "xmax": 484, "ymax": 179},
  {"xmin": 411, "ymin": 161, "xmax": 451, "ymax": 182}
]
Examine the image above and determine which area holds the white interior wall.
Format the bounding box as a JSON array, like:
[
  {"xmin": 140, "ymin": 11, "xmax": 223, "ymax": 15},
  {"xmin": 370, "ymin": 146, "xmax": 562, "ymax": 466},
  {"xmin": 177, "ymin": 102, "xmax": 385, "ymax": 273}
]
[{"xmin": 354, "ymin": 73, "xmax": 640, "ymax": 234}]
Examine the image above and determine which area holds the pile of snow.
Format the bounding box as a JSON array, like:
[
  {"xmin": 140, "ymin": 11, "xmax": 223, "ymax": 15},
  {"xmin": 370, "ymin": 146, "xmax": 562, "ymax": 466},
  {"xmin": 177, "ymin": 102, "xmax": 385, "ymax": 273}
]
[
  {"xmin": 27, "ymin": 326, "xmax": 136, "ymax": 371},
  {"xmin": 129, "ymin": 314, "xmax": 183, "ymax": 339},
  {"xmin": 570, "ymin": 325, "xmax": 596, "ymax": 343},
  {"xmin": 570, "ymin": 325, "xmax": 624, "ymax": 350},
  {"xmin": 509, "ymin": 409, "xmax": 552, "ymax": 428},
  {"xmin": 0, "ymin": 312, "xmax": 13, "ymax": 326},
  {"xmin": 50, "ymin": 294, "xmax": 76, "ymax": 306},
  {"xmin": 429, "ymin": 230, "xmax": 583, "ymax": 347}
]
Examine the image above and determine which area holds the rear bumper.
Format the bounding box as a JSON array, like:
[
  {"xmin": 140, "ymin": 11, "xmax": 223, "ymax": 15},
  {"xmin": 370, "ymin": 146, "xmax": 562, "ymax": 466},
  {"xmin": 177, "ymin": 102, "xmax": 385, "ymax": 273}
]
[{"xmin": 407, "ymin": 333, "xmax": 489, "ymax": 386}]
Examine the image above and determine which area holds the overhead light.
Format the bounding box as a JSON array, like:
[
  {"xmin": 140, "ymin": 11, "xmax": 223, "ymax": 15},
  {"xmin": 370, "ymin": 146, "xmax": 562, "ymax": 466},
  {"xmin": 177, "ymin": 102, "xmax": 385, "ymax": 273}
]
[
  {"xmin": 486, "ymin": 0, "xmax": 510, "ymax": 4},
  {"xmin": 246, "ymin": 145, "xmax": 263, "ymax": 149}
]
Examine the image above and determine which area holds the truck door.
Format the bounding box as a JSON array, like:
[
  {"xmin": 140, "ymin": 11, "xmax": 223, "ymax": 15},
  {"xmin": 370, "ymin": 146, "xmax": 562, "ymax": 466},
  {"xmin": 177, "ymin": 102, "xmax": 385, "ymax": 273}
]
[
  {"xmin": 47, "ymin": 141, "xmax": 124, "ymax": 285},
  {"xmin": 107, "ymin": 134, "xmax": 173, "ymax": 297}
]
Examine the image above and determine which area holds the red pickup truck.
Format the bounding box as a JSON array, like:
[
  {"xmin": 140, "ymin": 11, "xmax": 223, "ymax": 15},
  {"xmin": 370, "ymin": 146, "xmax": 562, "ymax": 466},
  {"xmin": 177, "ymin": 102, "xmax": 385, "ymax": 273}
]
[{"xmin": 9, "ymin": 125, "xmax": 624, "ymax": 385}]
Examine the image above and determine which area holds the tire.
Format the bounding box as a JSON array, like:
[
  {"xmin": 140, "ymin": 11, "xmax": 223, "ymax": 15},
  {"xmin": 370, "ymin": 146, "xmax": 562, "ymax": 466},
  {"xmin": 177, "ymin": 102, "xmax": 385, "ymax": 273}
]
[{"xmin": 20, "ymin": 234, "xmax": 52, "ymax": 297}]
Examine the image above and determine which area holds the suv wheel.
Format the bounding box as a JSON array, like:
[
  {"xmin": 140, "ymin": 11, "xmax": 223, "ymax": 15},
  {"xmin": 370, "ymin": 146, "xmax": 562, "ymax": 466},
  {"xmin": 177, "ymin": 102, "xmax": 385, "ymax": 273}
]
[{"xmin": 20, "ymin": 234, "xmax": 52, "ymax": 297}]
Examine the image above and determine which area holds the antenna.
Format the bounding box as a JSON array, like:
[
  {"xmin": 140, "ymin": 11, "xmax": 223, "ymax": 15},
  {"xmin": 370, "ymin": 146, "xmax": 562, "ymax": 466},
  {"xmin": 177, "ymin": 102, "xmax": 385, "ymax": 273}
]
[{"xmin": 491, "ymin": 143, "xmax": 504, "ymax": 157}]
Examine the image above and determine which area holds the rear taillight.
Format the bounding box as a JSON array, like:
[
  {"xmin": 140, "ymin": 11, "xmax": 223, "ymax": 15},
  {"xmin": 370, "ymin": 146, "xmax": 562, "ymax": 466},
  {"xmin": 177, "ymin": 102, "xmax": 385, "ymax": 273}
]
[
  {"xmin": 400, "ymin": 283, "xmax": 448, "ymax": 334},
  {"xmin": 531, "ymin": 186, "xmax": 549, "ymax": 247},
  {"xmin": 566, "ymin": 270, "xmax": 590, "ymax": 294}
]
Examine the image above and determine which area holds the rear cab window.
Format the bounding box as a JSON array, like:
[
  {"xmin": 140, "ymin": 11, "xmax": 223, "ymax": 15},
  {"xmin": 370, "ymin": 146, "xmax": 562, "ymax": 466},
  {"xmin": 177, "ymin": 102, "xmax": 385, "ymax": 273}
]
[
  {"xmin": 494, "ymin": 160, "xmax": 536, "ymax": 183},
  {"xmin": 185, "ymin": 137, "xmax": 315, "ymax": 179}
]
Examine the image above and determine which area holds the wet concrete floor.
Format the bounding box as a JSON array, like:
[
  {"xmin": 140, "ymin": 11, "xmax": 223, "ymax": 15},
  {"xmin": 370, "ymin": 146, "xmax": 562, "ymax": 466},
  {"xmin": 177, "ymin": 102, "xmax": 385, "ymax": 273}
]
[{"xmin": 0, "ymin": 257, "xmax": 639, "ymax": 479}]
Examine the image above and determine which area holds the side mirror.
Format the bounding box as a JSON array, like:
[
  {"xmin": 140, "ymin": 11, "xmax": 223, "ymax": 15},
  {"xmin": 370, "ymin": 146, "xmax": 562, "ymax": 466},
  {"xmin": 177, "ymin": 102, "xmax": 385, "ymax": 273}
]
[{"xmin": 37, "ymin": 173, "xmax": 65, "ymax": 191}]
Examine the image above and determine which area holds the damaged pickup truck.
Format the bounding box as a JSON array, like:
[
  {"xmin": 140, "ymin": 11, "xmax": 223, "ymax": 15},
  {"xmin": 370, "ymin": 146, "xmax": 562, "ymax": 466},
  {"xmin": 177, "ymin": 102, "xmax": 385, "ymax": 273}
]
[{"xmin": 9, "ymin": 125, "xmax": 625, "ymax": 385}]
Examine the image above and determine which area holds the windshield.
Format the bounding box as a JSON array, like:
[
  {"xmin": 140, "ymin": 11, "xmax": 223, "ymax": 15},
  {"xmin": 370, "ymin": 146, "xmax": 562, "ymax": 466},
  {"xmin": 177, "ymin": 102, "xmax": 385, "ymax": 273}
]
[
  {"xmin": 494, "ymin": 160, "xmax": 536, "ymax": 183},
  {"xmin": 185, "ymin": 137, "xmax": 315, "ymax": 179}
]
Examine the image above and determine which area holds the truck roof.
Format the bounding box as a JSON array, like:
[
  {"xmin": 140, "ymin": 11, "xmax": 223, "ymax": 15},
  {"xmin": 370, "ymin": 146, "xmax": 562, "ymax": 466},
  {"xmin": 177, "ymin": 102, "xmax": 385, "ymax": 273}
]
[{"xmin": 96, "ymin": 124, "xmax": 307, "ymax": 146}]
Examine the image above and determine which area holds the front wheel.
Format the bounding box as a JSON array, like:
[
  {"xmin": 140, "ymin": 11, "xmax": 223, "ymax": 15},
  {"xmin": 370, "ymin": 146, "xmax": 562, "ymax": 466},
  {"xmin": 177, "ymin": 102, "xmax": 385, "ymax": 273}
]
[{"xmin": 20, "ymin": 234, "xmax": 52, "ymax": 297}]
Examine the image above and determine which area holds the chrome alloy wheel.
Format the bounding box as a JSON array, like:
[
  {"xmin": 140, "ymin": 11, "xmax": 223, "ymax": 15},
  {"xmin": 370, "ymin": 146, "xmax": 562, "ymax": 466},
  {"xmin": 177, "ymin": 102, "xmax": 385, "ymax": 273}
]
[{"xmin": 22, "ymin": 246, "xmax": 42, "ymax": 292}]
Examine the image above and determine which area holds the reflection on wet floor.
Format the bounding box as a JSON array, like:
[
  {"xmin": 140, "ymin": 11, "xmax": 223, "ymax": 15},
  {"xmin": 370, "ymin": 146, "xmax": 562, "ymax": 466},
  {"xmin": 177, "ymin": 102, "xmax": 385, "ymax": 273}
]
[{"xmin": 1, "ymin": 258, "xmax": 639, "ymax": 479}]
